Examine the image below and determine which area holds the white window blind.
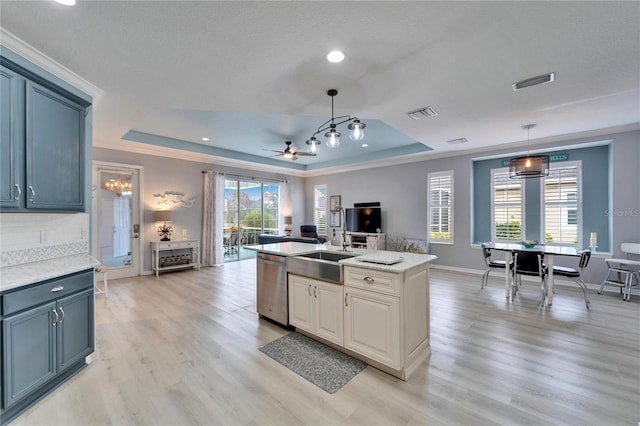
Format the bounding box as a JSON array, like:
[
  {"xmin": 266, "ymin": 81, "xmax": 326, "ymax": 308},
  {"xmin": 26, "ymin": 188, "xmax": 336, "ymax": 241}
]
[
  {"xmin": 543, "ymin": 164, "xmax": 581, "ymax": 245},
  {"xmin": 428, "ymin": 171, "xmax": 453, "ymax": 242},
  {"xmin": 492, "ymin": 169, "xmax": 523, "ymax": 241},
  {"xmin": 313, "ymin": 184, "xmax": 327, "ymax": 236}
]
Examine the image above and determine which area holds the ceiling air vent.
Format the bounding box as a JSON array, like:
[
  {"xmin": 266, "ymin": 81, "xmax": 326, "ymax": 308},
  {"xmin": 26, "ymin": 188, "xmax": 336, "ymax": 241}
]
[
  {"xmin": 406, "ymin": 106, "xmax": 438, "ymax": 120},
  {"xmin": 512, "ymin": 72, "xmax": 555, "ymax": 91},
  {"xmin": 446, "ymin": 137, "xmax": 468, "ymax": 145}
]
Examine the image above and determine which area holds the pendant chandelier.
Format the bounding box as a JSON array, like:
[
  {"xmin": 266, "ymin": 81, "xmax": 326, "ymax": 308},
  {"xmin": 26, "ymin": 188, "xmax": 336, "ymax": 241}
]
[
  {"xmin": 509, "ymin": 124, "xmax": 549, "ymax": 179},
  {"xmin": 305, "ymin": 89, "xmax": 366, "ymax": 153},
  {"xmin": 104, "ymin": 176, "xmax": 132, "ymax": 196}
]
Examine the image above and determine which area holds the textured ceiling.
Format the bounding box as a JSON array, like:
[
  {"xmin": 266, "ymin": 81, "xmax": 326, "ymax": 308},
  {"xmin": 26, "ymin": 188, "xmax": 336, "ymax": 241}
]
[{"xmin": 1, "ymin": 1, "xmax": 638, "ymax": 174}]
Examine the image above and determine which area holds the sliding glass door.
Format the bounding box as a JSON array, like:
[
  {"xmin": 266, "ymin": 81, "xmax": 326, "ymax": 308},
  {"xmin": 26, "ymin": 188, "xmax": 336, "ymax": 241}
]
[{"xmin": 223, "ymin": 179, "xmax": 280, "ymax": 261}]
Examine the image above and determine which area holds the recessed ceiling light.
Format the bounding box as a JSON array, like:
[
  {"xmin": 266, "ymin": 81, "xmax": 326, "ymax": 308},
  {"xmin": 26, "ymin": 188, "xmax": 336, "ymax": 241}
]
[
  {"xmin": 327, "ymin": 50, "xmax": 345, "ymax": 63},
  {"xmin": 361, "ymin": 143, "xmax": 368, "ymax": 147},
  {"xmin": 201, "ymin": 137, "xmax": 210, "ymax": 141},
  {"xmin": 54, "ymin": 0, "xmax": 76, "ymax": 6}
]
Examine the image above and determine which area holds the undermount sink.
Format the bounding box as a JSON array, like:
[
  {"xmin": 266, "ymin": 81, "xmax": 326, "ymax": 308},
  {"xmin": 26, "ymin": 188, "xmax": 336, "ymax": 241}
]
[
  {"xmin": 286, "ymin": 251, "xmax": 358, "ymax": 284},
  {"xmin": 298, "ymin": 251, "xmax": 358, "ymax": 262}
]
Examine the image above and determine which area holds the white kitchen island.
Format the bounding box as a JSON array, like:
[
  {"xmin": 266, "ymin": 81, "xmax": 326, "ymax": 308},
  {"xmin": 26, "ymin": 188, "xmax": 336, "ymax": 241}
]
[{"xmin": 246, "ymin": 242, "xmax": 437, "ymax": 381}]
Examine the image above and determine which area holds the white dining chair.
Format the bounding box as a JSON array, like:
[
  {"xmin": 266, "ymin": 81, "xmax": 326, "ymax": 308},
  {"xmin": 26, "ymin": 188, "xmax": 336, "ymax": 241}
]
[{"xmin": 599, "ymin": 243, "xmax": 640, "ymax": 301}]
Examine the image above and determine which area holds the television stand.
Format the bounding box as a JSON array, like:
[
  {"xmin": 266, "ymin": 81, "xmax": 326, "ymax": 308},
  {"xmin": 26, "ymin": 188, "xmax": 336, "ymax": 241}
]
[{"xmin": 346, "ymin": 232, "xmax": 386, "ymax": 250}]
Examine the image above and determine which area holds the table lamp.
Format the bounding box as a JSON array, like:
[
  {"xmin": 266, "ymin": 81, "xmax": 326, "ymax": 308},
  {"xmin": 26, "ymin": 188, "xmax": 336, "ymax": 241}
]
[
  {"xmin": 284, "ymin": 215, "xmax": 292, "ymax": 236},
  {"xmin": 155, "ymin": 210, "xmax": 173, "ymax": 241}
]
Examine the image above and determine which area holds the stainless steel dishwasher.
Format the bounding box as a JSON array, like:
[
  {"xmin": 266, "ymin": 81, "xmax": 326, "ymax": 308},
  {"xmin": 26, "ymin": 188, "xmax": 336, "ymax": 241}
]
[{"xmin": 257, "ymin": 252, "xmax": 288, "ymax": 326}]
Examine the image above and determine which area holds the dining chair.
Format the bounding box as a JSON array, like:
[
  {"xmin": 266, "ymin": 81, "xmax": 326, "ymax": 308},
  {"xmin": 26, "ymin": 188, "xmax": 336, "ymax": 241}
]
[
  {"xmin": 552, "ymin": 250, "xmax": 591, "ymax": 308},
  {"xmin": 512, "ymin": 250, "xmax": 548, "ymax": 303},
  {"xmin": 599, "ymin": 243, "xmax": 640, "ymax": 301},
  {"xmin": 224, "ymin": 230, "xmax": 239, "ymax": 256},
  {"xmin": 481, "ymin": 243, "xmax": 513, "ymax": 289}
]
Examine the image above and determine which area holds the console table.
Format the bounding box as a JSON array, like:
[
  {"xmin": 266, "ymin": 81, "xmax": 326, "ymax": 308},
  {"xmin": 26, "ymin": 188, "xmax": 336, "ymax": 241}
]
[
  {"xmin": 347, "ymin": 232, "xmax": 386, "ymax": 250},
  {"xmin": 151, "ymin": 240, "xmax": 200, "ymax": 276}
]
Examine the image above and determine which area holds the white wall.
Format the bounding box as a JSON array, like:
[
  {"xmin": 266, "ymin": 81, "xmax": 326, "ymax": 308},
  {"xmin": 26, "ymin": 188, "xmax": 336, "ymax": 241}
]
[
  {"xmin": 93, "ymin": 148, "xmax": 305, "ymax": 273},
  {"xmin": 304, "ymin": 130, "xmax": 640, "ymax": 285}
]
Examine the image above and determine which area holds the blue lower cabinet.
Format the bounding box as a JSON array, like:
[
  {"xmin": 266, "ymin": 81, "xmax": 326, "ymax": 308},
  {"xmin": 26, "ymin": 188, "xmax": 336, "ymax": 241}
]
[{"xmin": 0, "ymin": 270, "xmax": 94, "ymax": 424}]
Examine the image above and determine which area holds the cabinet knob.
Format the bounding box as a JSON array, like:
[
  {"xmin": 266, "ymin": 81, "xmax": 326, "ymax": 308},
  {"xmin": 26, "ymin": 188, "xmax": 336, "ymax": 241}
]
[
  {"xmin": 52, "ymin": 309, "xmax": 59, "ymax": 325},
  {"xmin": 28, "ymin": 186, "xmax": 36, "ymax": 202},
  {"xmin": 364, "ymin": 276, "xmax": 375, "ymax": 284},
  {"xmin": 345, "ymin": 293, "xmax": 349, "ymax": 307},
  {"xmin": 51, "ymin": 285, "xmax": 64, "ymax": 293},
  {"xmin": 308, "ymin": 284, "xmax": 312, "ymax": 296},
  {"xmin": 58, "ymin": 307, "xmax": 65, "ymax": 323},
  {"xmin": 14, "ymin": 184, "xmax": 21, "ymax": 201}
]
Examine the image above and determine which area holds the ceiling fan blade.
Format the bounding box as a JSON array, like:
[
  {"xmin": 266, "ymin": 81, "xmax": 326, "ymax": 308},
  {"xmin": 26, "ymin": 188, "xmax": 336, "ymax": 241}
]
[{"xmin": 293, "ymin": 152, "xmax": 316, "ymax": 157}]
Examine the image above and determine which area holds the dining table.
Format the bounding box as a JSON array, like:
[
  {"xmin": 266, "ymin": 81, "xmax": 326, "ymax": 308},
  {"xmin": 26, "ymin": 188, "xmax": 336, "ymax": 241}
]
[{"xmin": 484, "ymin": 242, "xmax": 580, "ymax": 306}]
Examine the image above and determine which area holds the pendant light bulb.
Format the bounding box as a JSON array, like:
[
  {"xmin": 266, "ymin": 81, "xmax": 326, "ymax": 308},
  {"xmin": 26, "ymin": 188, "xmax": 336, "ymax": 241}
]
[
  {"xmin": 325, "ymin": 128, "xmax": 340, "ymax": 148},
  {"xmin": 306, "ymin": 137, "xmax": 319, "ymax": 154},
  {"xmin": 348, "ymin": 119, "xmax": 366, "ymax": 141}
]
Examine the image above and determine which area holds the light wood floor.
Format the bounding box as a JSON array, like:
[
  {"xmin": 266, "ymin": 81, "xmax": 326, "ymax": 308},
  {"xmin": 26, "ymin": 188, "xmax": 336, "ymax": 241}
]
[{"xmin": 9, "ymin": 260, "xmax": 640, "ymax": 426}]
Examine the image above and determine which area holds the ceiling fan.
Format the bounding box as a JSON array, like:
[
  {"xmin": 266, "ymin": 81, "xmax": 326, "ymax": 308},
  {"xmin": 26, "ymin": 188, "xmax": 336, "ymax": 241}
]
[{"xmin": 268, "ymin": 141, "xmax": 315, "ymax": 161}]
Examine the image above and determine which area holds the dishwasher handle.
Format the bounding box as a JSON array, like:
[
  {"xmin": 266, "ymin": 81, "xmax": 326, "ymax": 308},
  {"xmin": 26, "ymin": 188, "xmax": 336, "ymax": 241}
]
[{"xmin": 258, "ymin": 253, "xmax": 286, "ymax": 264}]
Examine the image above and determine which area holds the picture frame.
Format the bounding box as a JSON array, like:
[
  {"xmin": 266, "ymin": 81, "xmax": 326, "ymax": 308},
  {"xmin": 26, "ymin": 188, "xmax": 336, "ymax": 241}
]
[
  {"xmin": 330, "ymin": 195, "xmax": 341, "ymax": 227},
  {"xmin": 401, "ymin": 238, "xmax": 429, "ymax": 254}
]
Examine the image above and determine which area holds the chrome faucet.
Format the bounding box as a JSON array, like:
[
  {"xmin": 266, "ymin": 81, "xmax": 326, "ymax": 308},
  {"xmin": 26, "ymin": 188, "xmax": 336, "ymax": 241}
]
[{"xmin": 331, "ymin": 206, "xmax": 350, "ymax": 251}]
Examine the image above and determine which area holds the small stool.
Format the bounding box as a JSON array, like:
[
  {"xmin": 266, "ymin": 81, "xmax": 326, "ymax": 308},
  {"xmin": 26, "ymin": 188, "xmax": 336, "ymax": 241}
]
[{"xmin": 95, "ymin": 265, "xmax": 108, "ymax": 297}]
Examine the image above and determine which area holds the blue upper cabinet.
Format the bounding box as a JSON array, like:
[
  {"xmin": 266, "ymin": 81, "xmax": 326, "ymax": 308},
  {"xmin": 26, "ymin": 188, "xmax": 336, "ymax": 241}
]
[
  {"xmin": 1, "ymin": 56, "xmax": 90, "ymax": 212},
  {"xmin": 25, "ymin": 82, "xmax": 85, "ymax": 210},
  {"xmin": 0, "ymin": 67, "xmax": 24, "ymax": 209}
]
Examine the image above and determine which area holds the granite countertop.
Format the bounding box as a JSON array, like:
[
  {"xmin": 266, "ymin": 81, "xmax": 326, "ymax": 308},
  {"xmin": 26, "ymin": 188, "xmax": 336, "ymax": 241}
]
[
  {"xmin": 0, "ymin": 254, "xmax": 101, "ymax": 292},
  {"xmin": 244, "ymin": 242, "xmax": 437, "ymax": 273}
]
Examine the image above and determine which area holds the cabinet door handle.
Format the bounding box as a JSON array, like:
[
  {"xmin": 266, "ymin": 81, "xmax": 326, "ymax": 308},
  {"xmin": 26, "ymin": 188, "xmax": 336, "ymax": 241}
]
[
  {"xmin": 364, "ymin": 276, "xmax": 375, "ymax": 284},
  {"xmin": 14, "ymin": 184, "xmax": 21, "ymax": 201},
  {"xmin": 28, "ymin": 185, "xmax": 36, "ymax": 202},
  {"xmin": 345, "ymin": 293, "xmax": 349, "ymax": 307},
  {"xmin": 52, "ymin": 309, "xmax": 59, "ymax": 325},
  {"xmin": 313, "ymin": 286, "xmax": 317, "ymax": 298},
  {"xmin": 51, "ymin": 285, "xmax": 64, "ymax": 293},
  {"xmin": 58, "ymin": 307, "xmax": 65, "ymax": 324},
  {"xmin": 308, "ymin": 284, "xmax": 312, "ymax": 296}
]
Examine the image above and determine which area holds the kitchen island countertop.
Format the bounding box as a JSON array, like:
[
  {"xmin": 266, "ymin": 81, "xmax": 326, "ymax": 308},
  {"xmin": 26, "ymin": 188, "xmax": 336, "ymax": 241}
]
[{"xmin": 245, "ymin": 241, "xmax": 437, "ymax": 272}]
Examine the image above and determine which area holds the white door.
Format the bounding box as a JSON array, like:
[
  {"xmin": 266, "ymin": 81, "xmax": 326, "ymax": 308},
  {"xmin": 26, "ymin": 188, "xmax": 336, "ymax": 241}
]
[{"xmin": 93, "ymin": 163, "xmax": 142, "ymax": 280}]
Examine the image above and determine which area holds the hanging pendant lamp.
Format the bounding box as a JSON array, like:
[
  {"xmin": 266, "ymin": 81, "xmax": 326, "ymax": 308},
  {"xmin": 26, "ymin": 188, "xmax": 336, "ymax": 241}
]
[
  {"xmin": 307, "ymin": 89, "xmax": 366, "ymax": 150},
  {"xmin": 509, "ymin": 124, "xmax": 549, "ymax": 179}
]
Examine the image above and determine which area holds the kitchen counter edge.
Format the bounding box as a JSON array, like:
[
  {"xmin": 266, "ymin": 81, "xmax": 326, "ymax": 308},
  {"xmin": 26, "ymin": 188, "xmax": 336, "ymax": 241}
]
[{"xmin": 0, "ymin": 254, "xmax": 101, "ymax": 292}]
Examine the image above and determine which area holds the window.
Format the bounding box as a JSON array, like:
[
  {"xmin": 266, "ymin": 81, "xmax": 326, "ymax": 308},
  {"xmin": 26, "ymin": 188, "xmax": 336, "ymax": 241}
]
[
  {"xmin": 491, "ymin": 169, "xmax": 523, "ymax": 241},
  {"xmin": 543, "ymin": 163, "xmax": 581, "ymax": 245},
  {"xmin": 428, "ymin": 171, "xmax": 453, "ymax": 242},
  {"xmin": 313, "ymin": 184, "xmax": 327, "ymax": 236},
  {"xmin": 223, "ymin": 179, "xmax": 280, "ymax": 251}
]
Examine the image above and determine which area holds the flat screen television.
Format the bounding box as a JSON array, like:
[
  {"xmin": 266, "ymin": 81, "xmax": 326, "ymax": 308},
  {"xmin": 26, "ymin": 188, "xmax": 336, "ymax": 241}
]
[{"xmin": 345, "ymin": 207, "xmax": 381, "ymax": 233}]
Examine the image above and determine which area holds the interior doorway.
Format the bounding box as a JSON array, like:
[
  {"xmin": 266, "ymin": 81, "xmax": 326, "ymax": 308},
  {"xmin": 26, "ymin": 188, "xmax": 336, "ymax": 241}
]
[{"xmin": 92, "ymin": 162, "xmax": 142, "ymax": 279}]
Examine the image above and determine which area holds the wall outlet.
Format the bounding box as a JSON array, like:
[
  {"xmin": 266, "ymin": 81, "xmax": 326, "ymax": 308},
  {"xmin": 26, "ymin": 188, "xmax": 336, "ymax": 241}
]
[{"xmin": 40, "ymin": 230, "xmax": 48, "ymax": 244}]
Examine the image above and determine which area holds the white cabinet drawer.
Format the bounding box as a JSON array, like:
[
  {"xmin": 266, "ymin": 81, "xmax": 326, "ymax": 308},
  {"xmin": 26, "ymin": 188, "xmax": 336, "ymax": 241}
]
[
  {"xmin": 158, "ymin": 240, "xmax": 197, "ymax": 249},
  {"xmin": 344, "ymin": 266, "xmax": 400, "ymax": 296}
]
